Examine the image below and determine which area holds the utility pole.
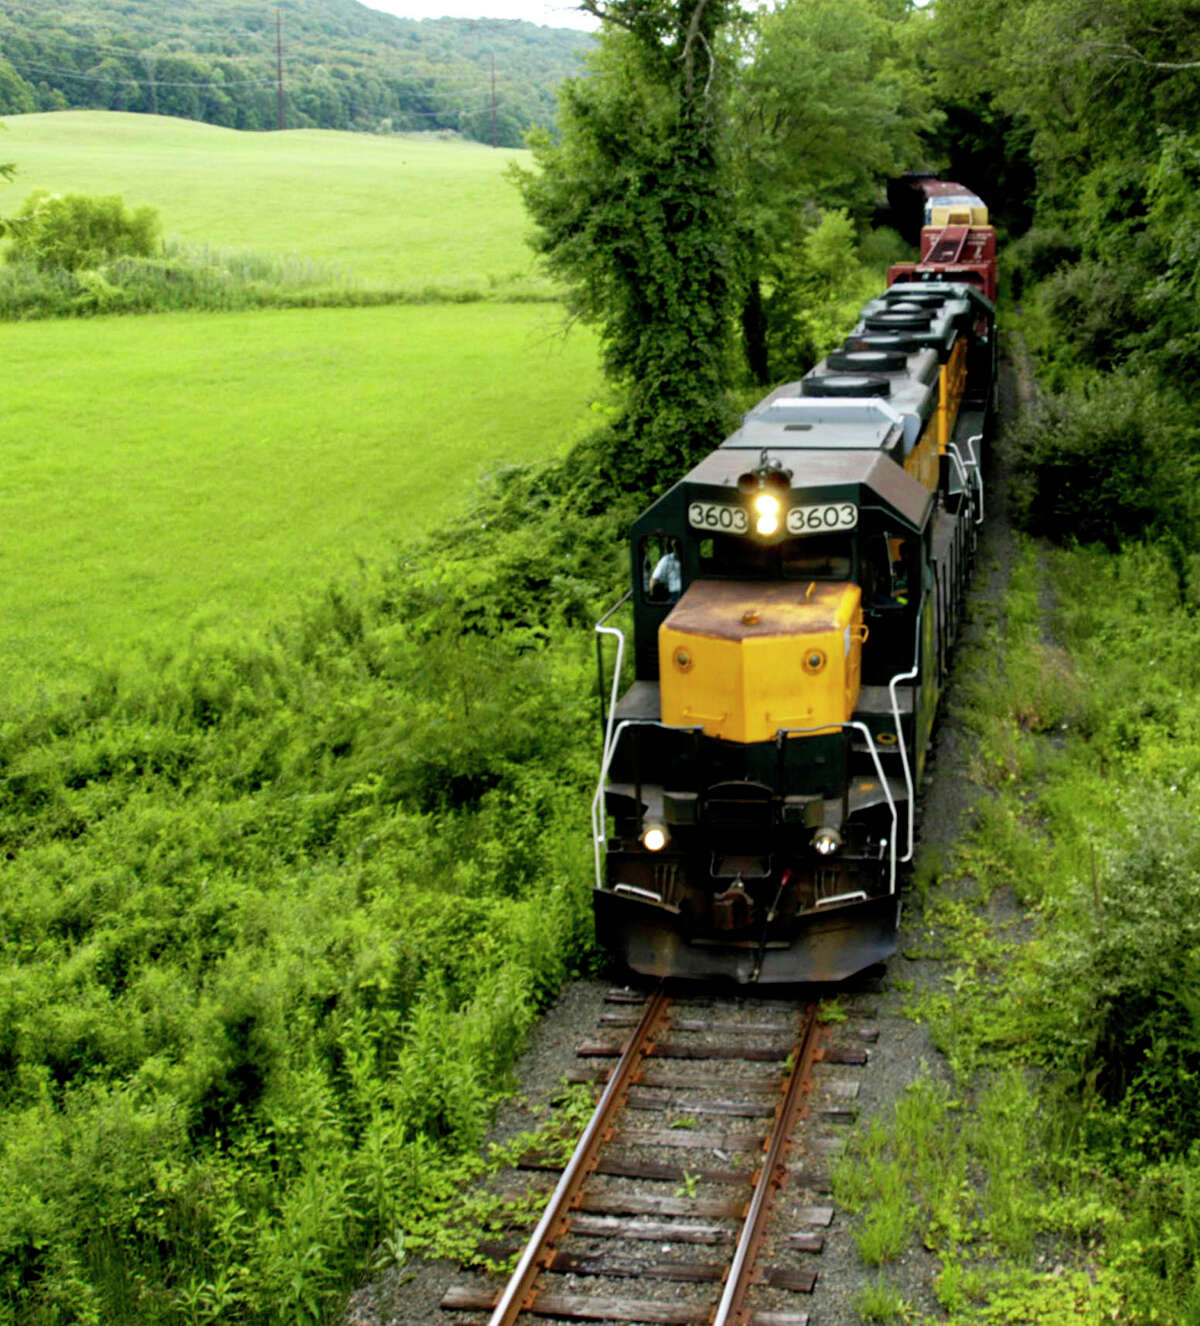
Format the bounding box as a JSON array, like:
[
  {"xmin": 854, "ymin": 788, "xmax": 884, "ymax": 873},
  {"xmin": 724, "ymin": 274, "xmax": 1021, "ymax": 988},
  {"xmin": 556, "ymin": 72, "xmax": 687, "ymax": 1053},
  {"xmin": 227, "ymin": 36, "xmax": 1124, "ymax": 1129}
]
[
  {"xmin": 276, "ymin": 7, "xmax": 285, "ymax": 131},
  {"xmin": 490, "ymin": 52, "xmax": 497, "ymax": 149},
  {"xmin": 141, "ymin": 49, "xmax": 158, "ymax": 116}
]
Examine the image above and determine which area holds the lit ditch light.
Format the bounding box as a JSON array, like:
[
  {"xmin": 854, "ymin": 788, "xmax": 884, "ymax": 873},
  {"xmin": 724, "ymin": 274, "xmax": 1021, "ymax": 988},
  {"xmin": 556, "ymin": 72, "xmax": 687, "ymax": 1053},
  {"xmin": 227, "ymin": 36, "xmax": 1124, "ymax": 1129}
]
[
  {"xmin": 738, "ymin": 454, "xmax": 793, "ymax": 540},
  {"xmin": 753, "ymin": 492, "xmax": 781, "ymax": 536},
  {"xmin": 641, "ymin": 823, "xmax": 669, "ymax": 852},
  {"xmin": 812, "ymin": 826, "xmax": 842, "ymax": 856}
]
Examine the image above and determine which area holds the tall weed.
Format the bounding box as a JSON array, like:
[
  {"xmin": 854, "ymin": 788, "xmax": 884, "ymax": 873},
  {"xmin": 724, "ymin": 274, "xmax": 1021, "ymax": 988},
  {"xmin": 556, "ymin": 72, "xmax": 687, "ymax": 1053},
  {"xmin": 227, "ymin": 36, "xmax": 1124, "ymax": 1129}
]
[
  {"xmin": 912, "ymin": 535, "xmax": 1200, "ymax": 1315},
  {"xmin": 0, "ymin": 432, "xmax": 620, "ymax": 1319},
  {"xmin": 0, "ymin": 241, "xmax": 558, "ymax": 320}
]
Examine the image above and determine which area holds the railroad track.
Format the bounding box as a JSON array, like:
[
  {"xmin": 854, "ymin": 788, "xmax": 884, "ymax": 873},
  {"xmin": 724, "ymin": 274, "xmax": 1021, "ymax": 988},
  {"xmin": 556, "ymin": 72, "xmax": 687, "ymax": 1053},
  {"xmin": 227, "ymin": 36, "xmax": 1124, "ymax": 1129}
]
[{"xmin": 441, "ymin": 986, "xmax": 877, "ymax": 1326}]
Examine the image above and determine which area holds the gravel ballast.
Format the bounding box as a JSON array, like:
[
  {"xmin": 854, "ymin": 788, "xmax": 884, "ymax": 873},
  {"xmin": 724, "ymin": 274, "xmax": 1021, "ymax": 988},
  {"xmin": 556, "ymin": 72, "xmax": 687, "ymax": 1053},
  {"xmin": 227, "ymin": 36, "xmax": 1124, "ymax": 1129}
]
[{"xmin": 346, "ymin": 356, "xmax": 1025, "ymax": 1326}]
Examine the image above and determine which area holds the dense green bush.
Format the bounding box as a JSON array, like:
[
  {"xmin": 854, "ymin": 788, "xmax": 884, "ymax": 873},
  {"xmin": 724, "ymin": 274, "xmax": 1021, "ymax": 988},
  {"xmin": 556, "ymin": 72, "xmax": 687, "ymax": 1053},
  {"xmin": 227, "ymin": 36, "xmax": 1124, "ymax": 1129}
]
[
  {"xmin": 1009, "ymin": 372, "xmax": 1197, "ymax": 549},
  {"xmin": 856, "ymin": 225, "xmax": 910, "ymax": 270},
  {"xmin": 1112, "ymin": 1155, "xmax": 1200, "ymax": 1320},
  {"xmin": 0, "ymin": 431, "xmax": 627, "ymax": 1321},
  {"xmin": 1006, "ymin": 225, "xmax": 1081, "ymax": 299},
  {"xmin": 4, "ymin": 191, "xmax": 160, "ymax": 272},
  {"xmin": 1139, "ymin": 128, "xmax": 1200, "ymax": 394},
  {"xmin": 759, "ymin": 209, "xmax": 884, "ymax": 383},
  {"xmin": 1035, "ymin": 791, "xmax": 1200, "ymax": 1159},
  {"xmin": 1037, "ymin": 260, "xmax": 1146, "ymax": 372}
]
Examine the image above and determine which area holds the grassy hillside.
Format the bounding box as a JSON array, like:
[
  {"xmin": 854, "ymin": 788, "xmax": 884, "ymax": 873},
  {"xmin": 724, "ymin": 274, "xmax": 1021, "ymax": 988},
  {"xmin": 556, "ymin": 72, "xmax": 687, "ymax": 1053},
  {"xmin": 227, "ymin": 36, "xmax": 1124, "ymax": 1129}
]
[
  {"xmin": 0, "ymin": 0, "xmax": 588, "ymax": 145},
  {"xmin": 1, "ymin": 301, "xmax": 601, "ymax": 697},
  {"xmin": 0, "ymin": 113, "xmax": 602, "ymax": 693},
  {"xmin": 1, "ymin": 113, "xmax": 544, "ymax": 295}
]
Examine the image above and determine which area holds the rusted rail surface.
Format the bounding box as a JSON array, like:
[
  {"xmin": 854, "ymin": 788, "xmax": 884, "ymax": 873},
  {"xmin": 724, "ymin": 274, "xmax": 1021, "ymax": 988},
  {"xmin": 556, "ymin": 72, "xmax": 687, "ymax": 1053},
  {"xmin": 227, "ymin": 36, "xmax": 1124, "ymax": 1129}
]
[
  {"xmin": 712, "ymin": 1004, "xmax": 825, "ymax": 1326},
  {"xmin": 484, "ymin": 987, "xmax": 671, "ymax": 1326},
  {"xmin": 441, "ymin": 988, "xmax": 875, "ymax": 1326}
]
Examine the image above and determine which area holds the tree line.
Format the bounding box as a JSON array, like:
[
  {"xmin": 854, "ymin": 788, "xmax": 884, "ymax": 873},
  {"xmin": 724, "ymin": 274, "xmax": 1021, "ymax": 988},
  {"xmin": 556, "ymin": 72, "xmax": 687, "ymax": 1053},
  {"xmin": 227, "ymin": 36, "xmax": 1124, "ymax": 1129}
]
[
  {"xmin": 0, "ymin": 0, "xmax": 588, "ymax": 146},
  {"xmin": 922, "ymin": 0, "xmax": 1200, "ymax": 549}
]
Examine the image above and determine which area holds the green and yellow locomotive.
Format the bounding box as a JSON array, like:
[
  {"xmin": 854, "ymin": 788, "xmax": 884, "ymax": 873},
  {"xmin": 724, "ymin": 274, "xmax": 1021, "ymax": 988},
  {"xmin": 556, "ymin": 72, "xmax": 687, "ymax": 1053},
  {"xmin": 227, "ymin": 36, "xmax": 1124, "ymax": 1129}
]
[{"xmin": 592, "ymin": 280, "xmax": 996, "ymax": 983}]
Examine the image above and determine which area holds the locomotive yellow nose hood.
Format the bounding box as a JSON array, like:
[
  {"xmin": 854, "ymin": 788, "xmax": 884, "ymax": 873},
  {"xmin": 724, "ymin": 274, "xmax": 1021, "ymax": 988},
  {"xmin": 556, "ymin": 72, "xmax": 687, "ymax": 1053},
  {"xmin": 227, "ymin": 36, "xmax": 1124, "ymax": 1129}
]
[{"xmin": 659, "ymin": 579, "xmax": 865, "ymax": 743}]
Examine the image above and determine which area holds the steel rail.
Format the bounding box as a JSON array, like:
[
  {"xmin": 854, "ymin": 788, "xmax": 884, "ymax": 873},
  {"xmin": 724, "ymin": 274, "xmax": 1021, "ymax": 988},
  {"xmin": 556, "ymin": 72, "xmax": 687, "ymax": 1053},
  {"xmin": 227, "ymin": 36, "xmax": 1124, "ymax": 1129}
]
[
  {"xmin": 710, "ymin": 1005, "xmax": 825, "ymax": 1326},
  {"xmin": 486, "ymin": 987, "xmax": 671, "ymax": 1326}
]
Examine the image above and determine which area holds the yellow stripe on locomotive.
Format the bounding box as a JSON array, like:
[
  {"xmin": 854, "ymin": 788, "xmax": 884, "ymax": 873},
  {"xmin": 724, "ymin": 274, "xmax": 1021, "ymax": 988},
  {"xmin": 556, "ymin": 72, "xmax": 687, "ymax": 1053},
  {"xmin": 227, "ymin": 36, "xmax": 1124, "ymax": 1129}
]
[{"xmin": 936, "ymin": 336, "xmax": 969, "ymax": 453}]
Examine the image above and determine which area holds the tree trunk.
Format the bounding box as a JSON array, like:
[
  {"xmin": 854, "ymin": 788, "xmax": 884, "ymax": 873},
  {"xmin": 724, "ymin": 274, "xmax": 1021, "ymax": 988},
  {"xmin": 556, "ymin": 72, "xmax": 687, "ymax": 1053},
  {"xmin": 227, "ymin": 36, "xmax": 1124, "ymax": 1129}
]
[{"xmin": 741, "ymin": 276, "xmax": 769, "ymax": 386}]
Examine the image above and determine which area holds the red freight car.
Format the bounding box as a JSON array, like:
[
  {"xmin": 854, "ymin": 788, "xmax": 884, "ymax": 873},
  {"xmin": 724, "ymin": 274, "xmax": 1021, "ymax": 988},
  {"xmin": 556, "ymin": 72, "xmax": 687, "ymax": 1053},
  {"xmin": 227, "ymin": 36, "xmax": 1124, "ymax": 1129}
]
[{"xmin": 887, "ymin": 180, "xmax": 997, "ymax": 302}]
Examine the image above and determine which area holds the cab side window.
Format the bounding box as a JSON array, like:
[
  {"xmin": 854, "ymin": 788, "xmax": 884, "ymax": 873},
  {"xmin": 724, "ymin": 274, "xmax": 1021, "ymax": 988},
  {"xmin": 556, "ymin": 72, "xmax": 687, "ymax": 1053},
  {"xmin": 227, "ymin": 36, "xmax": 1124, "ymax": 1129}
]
[
  {"xmin": 641, "ymin": 534, "xmax": 683, "ymax": 604},
  {"xmin": 887, "ymin": 536, "xmax": 912, "ymax": 603},
  {"xmin": 863, "ymin": 533, "xmax": 911, "ymax": 609}
]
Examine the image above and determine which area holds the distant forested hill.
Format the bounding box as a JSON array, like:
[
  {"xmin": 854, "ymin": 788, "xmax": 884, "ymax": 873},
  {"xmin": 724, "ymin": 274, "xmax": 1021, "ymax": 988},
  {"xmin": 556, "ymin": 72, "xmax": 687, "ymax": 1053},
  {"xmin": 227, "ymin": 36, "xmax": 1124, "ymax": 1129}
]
[{"xmin": 0, "ymin": 0, "xmax": 591, "ymax": 146}]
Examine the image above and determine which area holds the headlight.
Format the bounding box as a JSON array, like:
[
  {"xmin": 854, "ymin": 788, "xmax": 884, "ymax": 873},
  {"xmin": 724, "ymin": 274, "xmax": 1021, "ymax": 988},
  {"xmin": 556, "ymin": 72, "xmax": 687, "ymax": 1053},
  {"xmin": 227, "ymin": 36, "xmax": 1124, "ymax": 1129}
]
[
  {"xmin": 753, "ymin": 493, "xmax": 781, "ymax": 536},
  {"xmin": 813, "ymin": 827, "xmax": 842, "ymax": 856},
  {"xmin": 642, "ymin": 823, "xmax": 668, "ymax": 852}
]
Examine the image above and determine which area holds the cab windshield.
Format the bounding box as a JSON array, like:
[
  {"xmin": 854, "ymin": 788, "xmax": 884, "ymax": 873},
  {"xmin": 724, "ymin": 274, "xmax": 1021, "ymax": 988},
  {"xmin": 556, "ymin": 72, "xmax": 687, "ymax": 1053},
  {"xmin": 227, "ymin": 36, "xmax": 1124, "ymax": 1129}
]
[{"xmin": 697, "ymin": 532, "xmax": 852, "ymax": 581}]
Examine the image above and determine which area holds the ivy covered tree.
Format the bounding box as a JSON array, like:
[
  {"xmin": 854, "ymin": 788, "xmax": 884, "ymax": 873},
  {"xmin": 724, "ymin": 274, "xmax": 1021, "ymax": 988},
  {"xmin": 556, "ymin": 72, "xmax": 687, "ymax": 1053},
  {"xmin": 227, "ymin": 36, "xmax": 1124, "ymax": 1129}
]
[
  {"xmin": 514, "ymin": 0, "xmax": 946, "ymax": 469},
  {"xmin": 730, "ymin": 0, "xmax": 937, "ymax": 383},
  {"xmin": 512, "ymin": 0, "xmax": 743, "ymax": 491}
]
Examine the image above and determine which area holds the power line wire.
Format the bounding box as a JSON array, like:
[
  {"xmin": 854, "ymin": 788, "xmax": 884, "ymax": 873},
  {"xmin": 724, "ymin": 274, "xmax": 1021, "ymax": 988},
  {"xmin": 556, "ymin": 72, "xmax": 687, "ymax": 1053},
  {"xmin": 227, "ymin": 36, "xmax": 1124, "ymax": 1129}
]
[
  {"xmin": 3, "ymin": 53, "xmax": 534, "ymax": 95},
  {"xmin": 3, "ymin": 57, "xmax": 276, "ymax": 88},
  {"xmin": 2, "ymin": 53, "xmax": 507, "ymax": 118},
  {"xmin": 2, "ymin": 38, "xmax": 268, "ymax": 66}
]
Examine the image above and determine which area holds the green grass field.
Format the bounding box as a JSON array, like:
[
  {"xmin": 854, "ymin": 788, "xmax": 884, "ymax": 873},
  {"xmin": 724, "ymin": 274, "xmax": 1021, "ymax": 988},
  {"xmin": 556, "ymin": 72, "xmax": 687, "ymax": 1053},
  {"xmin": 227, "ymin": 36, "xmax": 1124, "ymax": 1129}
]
[
  {"xmin": 1, "ymin": 301, "xmax": 601, "ymax": 696},
  {"xmin": 0, "ymin": 111, "xmax": 610, "ymax": 1323},
  {"xmin": 1, "ymin": 112, "xmax": 541, "ymax": 294}
]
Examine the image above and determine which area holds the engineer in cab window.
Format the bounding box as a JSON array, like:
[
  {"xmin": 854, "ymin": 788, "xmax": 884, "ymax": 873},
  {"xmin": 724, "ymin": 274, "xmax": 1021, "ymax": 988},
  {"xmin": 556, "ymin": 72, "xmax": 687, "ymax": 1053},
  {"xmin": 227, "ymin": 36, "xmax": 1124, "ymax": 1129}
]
[{"xmin": 647, "ymin": 541, "xmax": 682, "ymax": 602}]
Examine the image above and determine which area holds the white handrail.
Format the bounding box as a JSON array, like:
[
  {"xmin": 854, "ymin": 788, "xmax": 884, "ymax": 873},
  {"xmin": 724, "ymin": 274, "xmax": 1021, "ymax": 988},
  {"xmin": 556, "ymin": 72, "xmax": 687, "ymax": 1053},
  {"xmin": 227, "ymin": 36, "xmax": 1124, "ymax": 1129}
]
[
  {"xmin": 591, "ymin": 597, "xmax": 630, "ymax": 889},
  {"xmin": 817, "ymin": 890, "xmax": 869, "ymax": 907},
  {"xmin": 590, "ymin": 716, "xmax": 698, "ymax": 889},
  {"xmin": 588, "ymin": 631, "xmax": 628, "ymax": 891},
  {"xmin": 852, "ymin": 719, "xmax": 899, "ymax": 893},
  {"xmin": 887, "ymin": 598, "xmax": 923, "ymax": 864},
  {"xmin": 948, "ymin": 435, "xmax": 985, "ymax": 526},
  {"xmin": 595, "ymin": 600, "xmax": 630, "ymax": 763},
  {"xmin": 590, "ymin": 714, "xmax": 629, "ymax": 890},
  {"xmin": 945, "ymin": 443, "xmax": 971, "ymax": 499},
  {"xmin": 966, "ymin": 432, "xmax": 985, "ymax": 525}
]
